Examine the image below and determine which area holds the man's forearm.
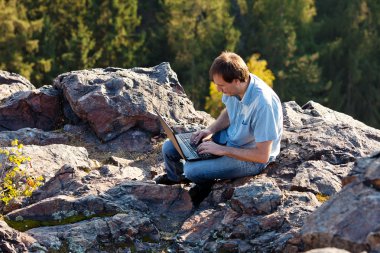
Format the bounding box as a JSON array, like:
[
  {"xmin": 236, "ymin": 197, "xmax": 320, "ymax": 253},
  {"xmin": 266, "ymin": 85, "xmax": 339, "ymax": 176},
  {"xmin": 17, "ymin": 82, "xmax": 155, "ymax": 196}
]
[
  {"xmin": 207, "ymin": 109, "xmax": 230, "ymax": 134},
  {"xmin": 220, "ymin": 145, "xmax": 270, "ymax": 163}
]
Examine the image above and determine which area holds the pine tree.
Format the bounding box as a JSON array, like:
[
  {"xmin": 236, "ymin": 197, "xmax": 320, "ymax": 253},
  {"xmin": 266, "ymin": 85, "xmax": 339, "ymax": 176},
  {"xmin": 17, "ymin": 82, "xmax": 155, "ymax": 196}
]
[
  {"xmin": 87, "ymin": 0, "xmax": 143, "ymax": 68},
  {"xmin": 22, "ymin": 0, "xmax": 143, "ymax": 86},
  {"xmin": 0, "ymin": 0, "xmax": 41, "ymax": 80},
  {"xmin": 164, "ymin": 0, "xmax": 240, "ymax": 108},
  {"xmin": 233, "ymin": 0, "xmax": 321, "ymax": 104},
  {"xmin": 316, "ymin": 0, "xmax": 380, "ymax": 128}
]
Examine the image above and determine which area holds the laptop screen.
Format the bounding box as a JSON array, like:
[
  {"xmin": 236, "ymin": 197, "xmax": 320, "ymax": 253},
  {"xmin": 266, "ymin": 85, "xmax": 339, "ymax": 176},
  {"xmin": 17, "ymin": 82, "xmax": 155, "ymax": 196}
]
[{"xmin": 155, "ymin": 110, "xmax": 186, "ymax": 160}]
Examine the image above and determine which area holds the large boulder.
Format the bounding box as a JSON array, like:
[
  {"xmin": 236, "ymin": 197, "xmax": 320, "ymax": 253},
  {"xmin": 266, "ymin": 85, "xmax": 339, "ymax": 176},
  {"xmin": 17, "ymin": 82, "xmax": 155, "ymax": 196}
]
[
  {"xmin": 301, "ymin": 152, "xmax": 380, "ymax": 253},
  {"xmin": 0, "ymin": 144, "xmax": 97, "ymax": 181},
  {"xmin": 0, "ymin": 220, "xmax": 36, "ymax": 252},
  {"xmin": 0, "ymin": 128, "xmax": 69, "ymax": 146},
  {"xmin": 268, "ymin": 101, "xmax": 379, "ymax": 195},
  {"xmin": 26, "ymin": 213, "xmax": 161, "ymax": 252},
  {"xmin": 0, "ymin": 64, "xmax": 380, "ymax": 253},
  {"xmin": 5, "ymin": 180, "xmax": 193, "ymax": 252},
  {"xmin": 172, "ymin": 101, "xmax": 380, "ymax": 252},
  {"xmin": 54, "ymin": 63, "xmax": 212, "ymax": 142},
  {"xmin": 63, "ymin": 123, "xmax": 153, "ymax": 153},
  {"xmin": 0, "ymin": 86, "xmax": 64, "ymax": 131},
  {"xmin": 0, "ymin": 70, "xmax": 35, "ymax": 102}
]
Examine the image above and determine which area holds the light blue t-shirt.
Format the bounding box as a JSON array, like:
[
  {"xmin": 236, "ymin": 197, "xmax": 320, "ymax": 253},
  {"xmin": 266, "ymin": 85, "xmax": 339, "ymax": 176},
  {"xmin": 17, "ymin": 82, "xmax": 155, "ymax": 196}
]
[{"xmin": 222, "ymin": 74, "xmax": 283, "ymax": 160}]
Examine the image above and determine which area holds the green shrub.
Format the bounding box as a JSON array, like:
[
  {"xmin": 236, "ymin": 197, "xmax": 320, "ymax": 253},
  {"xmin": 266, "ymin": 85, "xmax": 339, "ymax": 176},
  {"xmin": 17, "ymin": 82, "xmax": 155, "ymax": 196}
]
[{"xmin": 0, "ymin": 139, "xmax": 44, "ymax": 206}]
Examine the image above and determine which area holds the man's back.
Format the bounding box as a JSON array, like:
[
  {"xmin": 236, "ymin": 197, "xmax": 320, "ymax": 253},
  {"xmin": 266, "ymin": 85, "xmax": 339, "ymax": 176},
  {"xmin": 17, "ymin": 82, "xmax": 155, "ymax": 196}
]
[{"xmin": 222, "ymin": 73, "xmax": 283, "ymax": 159}]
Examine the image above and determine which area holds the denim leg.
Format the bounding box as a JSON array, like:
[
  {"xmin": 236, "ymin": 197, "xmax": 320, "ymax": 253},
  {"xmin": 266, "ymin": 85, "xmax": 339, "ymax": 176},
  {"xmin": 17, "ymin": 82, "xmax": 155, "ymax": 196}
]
[
  {"xmin": 184, "ymin": 156, "xmax": 266, "ymax": 184},
  {"xmin": 162, "ymin": 139, "xmax": 184, "ymax": 182}
]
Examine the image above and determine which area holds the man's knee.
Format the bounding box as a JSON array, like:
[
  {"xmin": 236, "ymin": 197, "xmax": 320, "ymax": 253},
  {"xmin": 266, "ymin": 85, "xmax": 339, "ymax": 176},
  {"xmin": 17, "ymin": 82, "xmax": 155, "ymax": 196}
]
[
  {"xmin": 162, "ymin": 139, "xmax": 175, "ymax": 155},
  {"xmin": 184, "ymin": 163, "xmax": 203, "ymax": 182}
]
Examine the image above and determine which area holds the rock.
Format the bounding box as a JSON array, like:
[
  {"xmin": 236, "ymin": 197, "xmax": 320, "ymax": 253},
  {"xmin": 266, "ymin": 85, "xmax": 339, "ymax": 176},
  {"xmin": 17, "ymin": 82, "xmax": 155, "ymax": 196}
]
[
  {"xmin": 26, "ymin": 213, "xmax": 160, "ymax": 252},
  {"xmin": 178, "ymin": 209, "xmax": 226, "ymax": 245},
  {"xmin": 6, "ymin": 181, "xmax": 193, "ymax": 233},
  {"xmin": 0, "ymin": 86, "xmax": 64, "ymax": 131},
  {"xmin": 267, "ymin": 100, "xmax": 380, "ymax": 196},
  {"xmin": 304, "ymin": 248, "xmax": 351, "ymax": 253},
  {"xmin": 54, "ymin": 63, "xmax": 211, "ymax": 142},
  {"xmin": 280, "ymin": 191, "xmax": 320, "ymax": 228},
  {"xmin": 0, "ymin": 220, "xmax": 36, "ymax": 252},
  {"xmin": 19, "ymin": 144, "xmax": 96, "ymax": 181},
  {"xmin": 364, "ymin": 153, "xmax": 380, "ymax": 190},
  {"xmin": 28, "ymin": 161, "xmax": 151, "ymax": 206},
  {"xmin": 301, "ymin": 153, "xmax": 380, "ymax": 253},
  {"xmin": 290, "ymin": 160, "xmax": 343, "ymax": 196},
  {"xmin": 0, "ymin": 78, "xmax": 379, "ymax": 253},
  {"xmin": 230, "ymin": 177, "xmax": 283, "ymax": 215},
  {"xmin": 63, "ymin": 123, "xmax": 153, "ymax": 153},
  {"xmin": 5, "ymin": 194, "xmax": 123, "ymax": 231},
  {"xmin": 0, "ymin": 70, "xmax": 35, "ymax": 102},
  {"xmin": 28, "ymin": 165, "xmax": 90, "ymax": 204},
  {"xmin": 99, "ymin": 164, "xmax": 148, "ymax": 180},
  {"xmin": 0, "ymin": 128, "xmax": 69, "ymax": 146},
  {"xmin": 104, "ymin": 181, "xmax": 193, "ymax": 232}
]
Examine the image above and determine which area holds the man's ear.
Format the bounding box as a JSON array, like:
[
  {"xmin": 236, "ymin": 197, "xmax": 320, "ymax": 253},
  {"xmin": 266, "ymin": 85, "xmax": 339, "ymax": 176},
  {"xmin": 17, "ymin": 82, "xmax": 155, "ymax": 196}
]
[{"xmin": 232, "ymin": 79, "xmax": 240, "ymax": 85}]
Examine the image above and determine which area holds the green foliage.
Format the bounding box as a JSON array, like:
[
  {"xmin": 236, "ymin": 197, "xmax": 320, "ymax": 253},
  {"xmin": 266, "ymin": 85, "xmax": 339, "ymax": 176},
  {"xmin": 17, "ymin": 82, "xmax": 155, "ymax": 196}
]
[
  {"xmin": 0, "ymin": 0, "xmax": 42, "ymax": 80},
  {"xmin": 205, "ymin": 82, "xmax": 223, "ymax": 118},
  {"xmin": 0, "ymin": 139, "xmax": 44, "ymax": 206},
  {"xmin": 240, "ymin": 0, "xmax": 321, "ymax": 105},
  {"xmin": 246, "ymin": 53, "xmax": 275, "ymax": 88},
  {"xmin": 21, "ymin": 0, "xmax": 143, "ymax": 85},
  {"xmin": 315, "ymin": 0, "xmax": 380, "ymax": 128},
  {"xmin": 0, "ymin": 0, "xmax": 379, "ymax": 128},
  {"xmin": 164, "ymin": 0, "xmax": 240, "ymax": 108}
]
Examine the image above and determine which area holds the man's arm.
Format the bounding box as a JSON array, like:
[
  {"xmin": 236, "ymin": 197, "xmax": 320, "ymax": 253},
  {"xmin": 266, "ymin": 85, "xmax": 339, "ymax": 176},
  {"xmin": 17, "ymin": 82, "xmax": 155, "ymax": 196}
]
[
  {"xmin": 191, "ymin": 108, "xmax": 230, "ymax": 144},
  {"xmin": 207, "ymin": 108, "xmax": 230, "ymax": 134},
  {"xmin": 198, "ymin": 140, "xmax": 272, "ymax": 164}
]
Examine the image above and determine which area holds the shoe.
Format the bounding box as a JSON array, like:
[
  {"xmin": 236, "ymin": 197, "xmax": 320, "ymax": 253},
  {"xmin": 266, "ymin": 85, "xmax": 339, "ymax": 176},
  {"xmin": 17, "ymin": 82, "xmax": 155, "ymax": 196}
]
[
  {"xmin": 180, "ymin": 176, "xmax": 192, "ymax": 185},
  {"xmin": 188, "ymin": 183, "xmax": 212, "ymax": 206},
  {"xmin": 154, "ymin": 174, "xmax": 178, "ymax": 185}
]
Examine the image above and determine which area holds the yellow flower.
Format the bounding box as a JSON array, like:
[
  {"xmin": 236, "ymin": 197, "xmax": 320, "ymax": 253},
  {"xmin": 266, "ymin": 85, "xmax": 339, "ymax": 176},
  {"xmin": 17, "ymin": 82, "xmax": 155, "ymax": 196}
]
[
  {"xmin": 26, "ymin": 178, "xmax": 35, "ymax": 187},
  {"xmin": 11, "ymin": 139, "xmax": 18, "ymax": 147}
]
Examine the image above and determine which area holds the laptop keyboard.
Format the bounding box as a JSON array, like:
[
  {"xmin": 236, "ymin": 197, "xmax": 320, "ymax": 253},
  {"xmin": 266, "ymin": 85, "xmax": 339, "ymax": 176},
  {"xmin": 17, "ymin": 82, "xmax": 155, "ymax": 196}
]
[{"xmin": 177, "ymin": 133, "xmax": 214, "ymax": 159}]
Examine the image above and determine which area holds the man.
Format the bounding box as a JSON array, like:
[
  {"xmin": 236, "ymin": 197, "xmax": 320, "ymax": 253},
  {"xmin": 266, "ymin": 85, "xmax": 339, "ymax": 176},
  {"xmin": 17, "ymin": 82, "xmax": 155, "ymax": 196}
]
[{"xmin": 155, "ymin": 52, "xmax": 283, "ymax": 196}]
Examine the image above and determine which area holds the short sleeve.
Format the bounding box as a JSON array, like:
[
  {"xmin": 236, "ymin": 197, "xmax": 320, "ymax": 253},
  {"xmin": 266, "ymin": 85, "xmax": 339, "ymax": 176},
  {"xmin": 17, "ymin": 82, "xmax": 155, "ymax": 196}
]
[{"xmin": 252, "ymin": 104, "xmax": 280, "ymax": 143}]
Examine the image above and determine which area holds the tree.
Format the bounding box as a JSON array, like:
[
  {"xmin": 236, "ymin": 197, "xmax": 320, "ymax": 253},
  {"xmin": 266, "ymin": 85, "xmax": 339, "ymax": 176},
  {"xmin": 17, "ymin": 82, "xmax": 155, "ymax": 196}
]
[
  {"xmin": 233, "ymin": 0, "xmax": 321, "ymax": 104},
  {"xmin": 315, "ymin": 0, "xmax": 380, "ymax": 128},
  {"xmin": 164, "ymin": 0, "xmax": 240, "ymax": 108},
  {"xmin": 87, "ymin": 0, "xmax": 143, "ymax": 68},
  {"xmin": 0, "ymin": 0, "xmax": 41, "ymax": 80},
  {"xmin": 136, "ymin": 0, "xmax": 173, "ymax": 67},
  {"xmin": 22, "ymin": 0, "xmax": 143, "ymax": 86},
  {"xmin": 246, "ymin": 53, "xmax": 275, "ymax": 87}
]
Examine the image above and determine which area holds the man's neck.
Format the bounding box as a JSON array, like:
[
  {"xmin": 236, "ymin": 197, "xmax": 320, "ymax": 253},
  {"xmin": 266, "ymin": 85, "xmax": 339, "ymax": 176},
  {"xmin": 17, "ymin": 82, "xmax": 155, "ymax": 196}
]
[{"xmin": 237, "ymin": 76, "xmax": 251, "ymax": 100}]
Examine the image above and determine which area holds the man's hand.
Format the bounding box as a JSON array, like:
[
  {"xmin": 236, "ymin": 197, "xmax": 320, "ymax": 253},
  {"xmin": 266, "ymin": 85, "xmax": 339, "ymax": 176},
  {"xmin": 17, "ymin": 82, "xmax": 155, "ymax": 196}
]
[
  {"xmin": 190, "ymin": 129, "xmax": 213, "ymax": 145},
  {"xmin": 197, "ymin": 141, "xmax": 226, "ymax": 156}
]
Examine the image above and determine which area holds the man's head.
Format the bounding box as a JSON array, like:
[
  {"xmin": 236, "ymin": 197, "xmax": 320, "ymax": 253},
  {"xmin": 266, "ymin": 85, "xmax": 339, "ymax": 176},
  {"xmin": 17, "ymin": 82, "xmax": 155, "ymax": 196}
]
[
  {"xmin": 209, "ymin": 52, "xmax": 250, "ymax": 98},
  {"xmin": 209, "ymin": 51, "xmax": 249, "ymax": 83}
]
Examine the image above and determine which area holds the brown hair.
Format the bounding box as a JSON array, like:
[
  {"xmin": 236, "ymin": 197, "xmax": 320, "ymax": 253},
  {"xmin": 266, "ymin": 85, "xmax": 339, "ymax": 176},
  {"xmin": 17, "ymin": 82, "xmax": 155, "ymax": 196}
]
[{"xmin": 209, "ymin": 51, "xmax": 249, "ymax": 83}]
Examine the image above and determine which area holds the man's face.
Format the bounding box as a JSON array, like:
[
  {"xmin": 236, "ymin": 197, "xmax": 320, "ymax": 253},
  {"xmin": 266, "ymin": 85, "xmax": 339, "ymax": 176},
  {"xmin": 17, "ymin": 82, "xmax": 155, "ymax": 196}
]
[{"xmin": 213, "ymin": 74, "xmax": 238, "ymax": 96}]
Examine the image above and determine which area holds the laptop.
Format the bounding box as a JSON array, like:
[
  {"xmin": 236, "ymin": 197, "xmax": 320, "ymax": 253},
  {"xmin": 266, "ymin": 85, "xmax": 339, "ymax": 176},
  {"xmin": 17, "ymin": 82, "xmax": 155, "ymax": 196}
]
[{"xmin": 155, "ymin": 110, "xmax": 220, "ymax": 161}]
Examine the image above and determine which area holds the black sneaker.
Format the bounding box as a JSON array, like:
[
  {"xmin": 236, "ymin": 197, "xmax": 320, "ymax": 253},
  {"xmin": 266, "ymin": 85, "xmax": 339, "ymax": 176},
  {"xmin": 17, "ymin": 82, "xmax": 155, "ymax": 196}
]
[
  {"xmin": 154, "ymin": 174, "xmax": 178, "ymax": 185},
  {"xmin": 188, "ymin": 183, "xmax": 212, "ymax": 206}
]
